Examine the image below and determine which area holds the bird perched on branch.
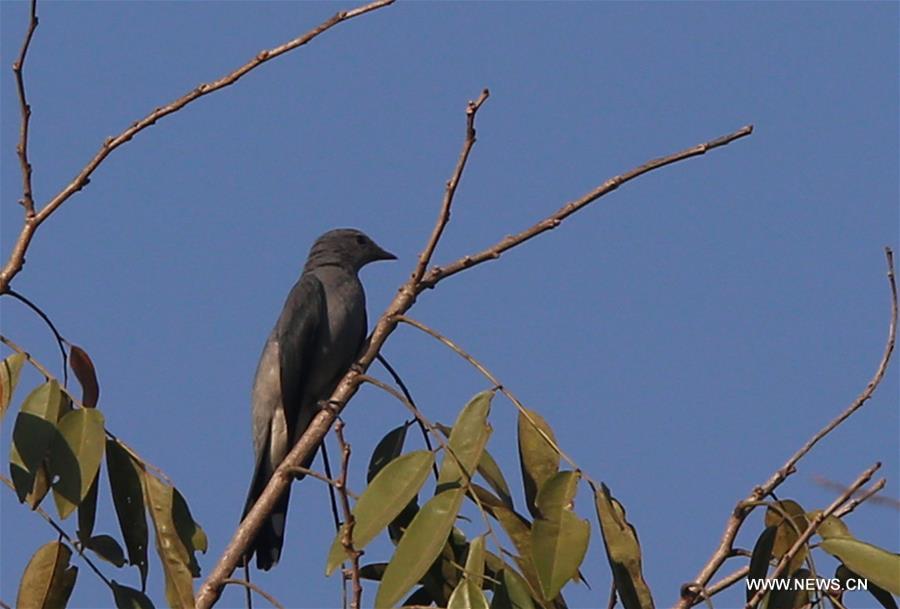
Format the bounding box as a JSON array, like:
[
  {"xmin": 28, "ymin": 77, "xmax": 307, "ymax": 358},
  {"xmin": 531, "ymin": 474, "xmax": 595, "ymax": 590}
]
[{"xmin": 242, "ymin": 228, "xmax": 396, "ymax": 570}]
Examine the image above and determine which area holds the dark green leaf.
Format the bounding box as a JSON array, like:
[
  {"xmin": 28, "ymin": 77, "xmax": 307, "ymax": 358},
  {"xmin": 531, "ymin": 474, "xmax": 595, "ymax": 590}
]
[
  {"xmin": 836, "ymin": 564, "xmax": 898, "ymax": 609},
  {"xmin": 517, "ymin": 408, "xmax": 559, "ymax": 519},
  {"xmin": 747, "ymin": 526, "xmax": 777, "ymax": 601},
  {"xmin": 69, "ymin": 345, "xmax": 100, "ymax": 408},
  {"xmin": 86, "ymin": 534, "xmax": 127, "ymax": 568},
  {"xmin": 492, "ymin": 567, "xmax": 538, "ymax": 609},
  {"xmin": 592, "ymin": 482, "xmax": 654, "ymax": 609},
  {"xmin": 77, "ymin": 474, "xmax": 100, "ymax": 543},
  {"xmin": 368, "ymin": 422, "xmax": 410, "ymax": 483},
  {"xmin": 403, "ymin": 587, "xmax": 434, "ymax": 607},
  {"xmin": 376, "ymin": 489, "xmax": 465, "ymax": 608},
  {"xmin": 172, "ymin": 486, "xmax": 206, "ymax": 577},
  {"xmin": 111, "ymin": 581, "xmax": 156, "ymax": 609},
  {"xmin": 360, "ymin": 562, "xmax": 388, "ymax": 581},
  {"xmin": 10, "ymin": 381, "xmax": 63, "ymax": 504},
  {"xmin": 16, "ymin": 541, "xmax": 78, "ymax": 609},
  {"xmin": 106, "ymin": 439, "xmax": 149, "ymax": 589},
  {"xmin": 327, "ymin": 450, "xmax": 435, "ymax": 575},
  {"xmin": 0, "ymin": 352, "xmax": 26, "ymax": 420}
]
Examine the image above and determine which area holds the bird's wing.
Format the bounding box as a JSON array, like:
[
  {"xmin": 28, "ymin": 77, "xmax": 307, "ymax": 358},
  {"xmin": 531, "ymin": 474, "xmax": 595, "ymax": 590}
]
[{"xmin": 274, "ymin": 272, "xmax": 327, "ymax": 445}]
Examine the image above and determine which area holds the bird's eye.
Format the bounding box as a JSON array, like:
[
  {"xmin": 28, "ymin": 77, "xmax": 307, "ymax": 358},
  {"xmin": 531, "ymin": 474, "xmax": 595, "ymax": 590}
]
[{"xmin": 355, "ymin": 235, "xmax": 367, "ymax": 245}]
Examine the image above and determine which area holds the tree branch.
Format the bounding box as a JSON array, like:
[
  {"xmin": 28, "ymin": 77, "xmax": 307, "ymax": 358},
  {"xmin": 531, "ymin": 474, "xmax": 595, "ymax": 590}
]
[
  {"xmin": 13, "ymin": 0, "xmax": 38, "ymax": 219},
  {"xmin": 676, "ymin": 247, "xmax": 897, "ymax": 609},
  {"xmin": 0, "ymin": 0, "xmax": 395, "ymax": 294},
  {"xmin": 420, "ymin": 125, "xmax": 753, "ymax": 289}
]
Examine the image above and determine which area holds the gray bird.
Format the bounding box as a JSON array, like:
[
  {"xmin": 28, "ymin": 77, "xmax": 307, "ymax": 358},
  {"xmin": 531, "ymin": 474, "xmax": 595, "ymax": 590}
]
[{"xmin": 242, "ymin": 228, "xmax": 395, "ymax": 570}]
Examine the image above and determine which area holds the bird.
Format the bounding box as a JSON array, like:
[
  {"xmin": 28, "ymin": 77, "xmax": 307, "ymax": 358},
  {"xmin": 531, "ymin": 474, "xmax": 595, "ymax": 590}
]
[{"xmin": 242, "ymin": 228, "xmax": 396, "ymax": 570}]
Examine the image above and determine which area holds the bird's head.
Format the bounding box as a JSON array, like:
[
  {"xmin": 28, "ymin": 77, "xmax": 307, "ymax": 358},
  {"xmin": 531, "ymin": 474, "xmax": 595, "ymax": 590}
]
[{"xmin": 306, "ymin": 228, "xmax": 396, "ymax": 272}]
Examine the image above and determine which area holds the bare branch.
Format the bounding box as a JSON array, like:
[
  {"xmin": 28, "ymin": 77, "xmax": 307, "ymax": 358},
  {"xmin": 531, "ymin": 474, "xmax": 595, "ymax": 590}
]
[
  {"xmin": 412, "ymin": 88, "xmax": 490, "ymax": 283},
  {"xmin": 421, "ymin": 125, "xmax": 754, "ymax": 289},
  {"xmin": 334, "ymin": 421, "xmax": 362, "ymax": 609},
  {"xmin": 13, "ymin": 0, "xmax": 38, "ymax": 218},
  {"xmin": 677, "ymin": 248, "xmax": 897, "ymax": 609},
  {"xmin": 0, "ymin": 0, "xmax": 395, "ymax": 294},
  {"xmin": 833, "ymin": 478, "xmax": 889, "ymax": 517}
]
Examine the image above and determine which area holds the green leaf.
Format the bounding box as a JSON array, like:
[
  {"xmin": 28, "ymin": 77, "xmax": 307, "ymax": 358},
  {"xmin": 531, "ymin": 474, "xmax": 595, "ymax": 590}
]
[
  {"xmin": 10, "ymin": 381, "xmax": 63, "ymax": 504},
  {"xmin": 536, "ymin": 471, "xmax": 579, "ymax": 521},
  {"xmin": 813, "ymin": 513, "xmax": 852, "ymax": 539},
  {"xmin": 142, "ymin": 473, "xmax": 196, "ymax": 608},
  {"xmin": 592, "ymin": 482, "xmax": 655, "ymax": 609},
  {"xmin": 69, "ymin": 345, "xmax": 100, "ymax": 408},
  {"xmin": 532, "ymin": 509, "xmax": 590, "ymax": 601},
  {"xmin": 747, "ymin": 526, "xmax": 777, "ymax": 601},
  {"xmin": 517, "ymin": 408, "xmax": 559, "ymax": 519},
  {"xmin": 438, "ymin": 390, "xmax": 494, "ymax": 489},
  {"xmin": 50, "ymin": 407, "xmax": 106, "ymax": 519},
  {"xmin": 492, "ymin": 568, "xmax": 537, "ymax": 609},
  {"xmin": 368, "ymin": 422, "xmax": 410, "ymax": 483},
  {"xmin": 438, "ymin": 423, "xmax": 513, "ymax": 509},
  {"xmin": 402, "ymin": 587, "xmax": 434, "ymax": 607},
  {"xmin": 465, "ymin": 535, "xmax": 486, "ymax": 584},
  {"xmin": 0, "ymin": 352, "xmax": 26, "ymax": 420},
  {"xmin": 111, "ymin": 581, "xmax": 156, "ymax": 609},
  {"xmin": 821, "ymin": 537, "xmax": 900, "ymax": 595},
  {"xmin": 106, "ymin": 439, "xmax": 149, "ymax": 589},
  {"xmin": 172, "ymin": 486, "xmax": 206, "ymax": 577},
  {"xmin": 448, "ymin": 577, "xmax": 490, "ymax": 609},
  {"xmin": 326, "ymin": 450, "xmax": 435, "ymax": 575},
  {"xmin": 470, "ymin": 485, "xmax": 550, "ymax": 608},
  {"xmin": 764, "ymin": 500, "xmax": 808, "ymax": 574},
  {"xmin": 85, "ymin": 534, "xmax": 128, "ymax": 568},
  {"xmin": 375, "ymin": 489, "xmax": 466, "ymax": 608},
  {"xmin": 16, "ymin": 541, "xmax": 78, "ymax": 609}
]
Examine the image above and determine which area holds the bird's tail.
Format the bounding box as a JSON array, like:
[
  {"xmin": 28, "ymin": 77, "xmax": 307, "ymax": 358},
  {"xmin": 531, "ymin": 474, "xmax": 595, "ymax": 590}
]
[{"xmin": 241, "ymin": 461, "xmax": 292, "ymax": 571}]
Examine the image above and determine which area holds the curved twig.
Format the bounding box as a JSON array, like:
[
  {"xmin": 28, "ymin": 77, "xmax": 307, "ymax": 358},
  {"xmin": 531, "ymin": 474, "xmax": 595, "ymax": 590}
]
[
  {"xmin": 4, "ymin": 289, "xmax": 68, "ymax": 385},
  {"xmin": 222, "ymin": 578, "xmax": 286, "ymax": 609},
  {"xmin": 12, "ymin": 0, "xmax": 38, "ymax": 218}
]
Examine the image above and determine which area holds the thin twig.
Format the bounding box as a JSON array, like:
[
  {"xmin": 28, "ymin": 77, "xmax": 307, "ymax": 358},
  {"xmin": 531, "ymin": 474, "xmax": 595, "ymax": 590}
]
[
  {"xmin": 412, "ymin": 88, "xmax": 490, "ymax": 284},
  {"xmin": 0, "ymin": 474, "xmax": 113, "ymax": 589},
  {"xmin": 677, "ymin": 248, "xmax": 897, "ymax": 609},
  {"xmin": 0, "ymin": 598, "xmax": 12, "ymax": 609},
  {"xmin": 334, "ymin": 420, "xmax": 363, "ymax": 609},
  {"xmin": 282, "ymin": 466, "xmax": 358, "ymax": 500},
  {"xmin": 745, "ymin": 462, "xmax": 881, "ymax": 609},
  {"xmin": 420, "ymin": 125, "xmax": 753, "ymax": 289},
  {"xmin": 375, "ymin": 353, "xmax": 439, "ymax": 480},
  {"xmin": 0, "ymin": 0, "xmax": 396, "ymax": 294},
  {"xmin": 832, "ymin": 478, "xmax": 888, "ymax": 518},
  {"xmin": 222, "ymin": 578, "xmax": 286, "ymax": 609},
  {"xmin": 5, "ymin": 289, "xmax": 69, "ymax": 385},
  {"xmin": 12, "ymin": 0, "xmax": 38, "ymax": 218}
]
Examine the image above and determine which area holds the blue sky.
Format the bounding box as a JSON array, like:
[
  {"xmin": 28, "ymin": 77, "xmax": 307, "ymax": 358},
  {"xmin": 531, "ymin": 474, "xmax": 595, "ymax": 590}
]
[{"xmin": 1, "ymin": 2, "xmax": 897, "ymax": 608}]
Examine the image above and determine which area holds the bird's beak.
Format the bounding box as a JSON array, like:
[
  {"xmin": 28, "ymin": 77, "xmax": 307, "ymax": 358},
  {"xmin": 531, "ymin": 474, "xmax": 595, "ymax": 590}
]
[{"xmin": 374, "ymin": 246, "xmax": 397, "ymax": 262}]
